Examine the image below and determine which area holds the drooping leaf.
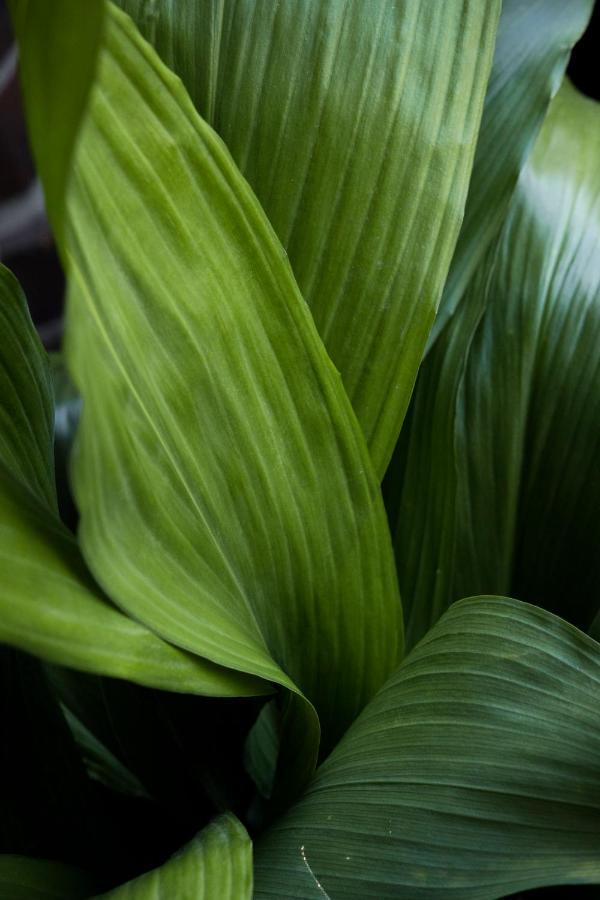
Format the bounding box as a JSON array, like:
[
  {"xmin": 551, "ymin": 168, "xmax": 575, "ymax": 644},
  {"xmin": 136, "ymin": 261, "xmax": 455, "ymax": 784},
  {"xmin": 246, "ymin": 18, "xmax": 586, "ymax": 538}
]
[
  {"xmin": 6, "ymin": 0, "xmax": 104, "ymax": 244},
  {"xmin": 0, "ymin": 264, "xmax": 263, "ymax": 698},
  {"xmin": 255, "ymin": 597, "xmax": 600, "ymax": 899},
  {"xmin": 387, "ymin": 81, "xmax": 600, "ymax": 649},
  {"xmin": 0, "ymin": 856, "xmax": 94, "ymax": 900},
  {"xmin": 96, "ymin": 813, "xmax": 252, "ymax": 899},
  {"xmin": 116, "ymin": 0, "xmax": 500, "ymax": 475},
  {"xmin": 62, "ymin": 3, "xmax": 402, "ymax": 775}
]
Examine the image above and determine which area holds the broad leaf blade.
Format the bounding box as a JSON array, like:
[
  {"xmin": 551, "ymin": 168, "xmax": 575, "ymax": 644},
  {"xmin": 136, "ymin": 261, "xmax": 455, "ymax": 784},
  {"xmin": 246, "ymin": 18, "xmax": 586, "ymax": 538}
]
[
  {"xmin": 96, "ymin": 814, "xmax": 252, "ymax": 899},
  {"xmin": 0, "ymin": 265, "xmax": 262, "ymax": 698},
  {"xmin": 7, "ymin": 0, "xmax": 104, "ymax": 244},
  {"xmin": 117, "ymin": 0, "xmax": 500, "ymax": 475},
  {"xmin": 428, "ymin": 0, "xmax": 594, "ymax": 348},
  {"xmin": 388, "ymin": 80, "xmax": 600, "ymax": 648},
  {"xmin": 64, "ymin": 4, "xmax": 402, "ymax": 762},
  {"xmin": 255, "ymin": 597, "xmax": 600, "ymax": 899}
]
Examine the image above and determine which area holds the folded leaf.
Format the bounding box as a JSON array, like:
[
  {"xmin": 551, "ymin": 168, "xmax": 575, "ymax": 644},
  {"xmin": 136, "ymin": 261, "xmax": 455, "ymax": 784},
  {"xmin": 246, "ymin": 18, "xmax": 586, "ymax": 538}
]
[
  {"xmin": 428, "ymin": 0, "xmax": 594, "ymax": 348},
  {"xmin": 0, "ymin": 265, "xmax": 262, "ymax": 698},
  {"xmin": 388, "ymin": 81, "xmax": 600, "ymax": 648},
  {"xmin": 0, "ymin": 857, "xmax": 93, "ymax": 900},
  {"xmin": 63, "ymin": 3, "xmax": 402, "ymax": 768},
  {"xmin": 255, "ymin": 597, "xmax": 600, "ymax": 899},
  {"xmin": 116, "ymin": 0, "xmax": 500, "ymax": 475},
  {"xmin": 96, "ymin": 813, "xmax": 252, "ymax": 899},
  {"xmin": 7, "ymin": 0, "xmax": 104, "ymax": 244}
]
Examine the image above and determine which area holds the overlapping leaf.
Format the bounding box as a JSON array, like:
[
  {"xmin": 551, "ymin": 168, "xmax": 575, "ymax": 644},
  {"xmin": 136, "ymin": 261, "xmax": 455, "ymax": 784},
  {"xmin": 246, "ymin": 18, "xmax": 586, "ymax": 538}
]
[
  {"xmin": 117, "ymin": 0, "xmax": 500, "ymax": 475},
  {"xmin": 255, "ymin": 597, "xmax": 600, "ymax": 898},
  {"xmin": 7, "ymin": 0, "xmax": 104, "ymax": 244},
  {"xmin": 63, "ymin": 3, "xmax": 402, "ymax": 771},
  {"xmin": 0, "ymin": 265, "xmax": 260, "ymax": 697},
  {"xmin": 428, "ymin": 0, "xmax": 594, "ymax": 347},
  {"xmin": 388, "ymin": 81, "xmax": 600, "ymax": 648},
  {"xmin": 96, "ymin": 814, "xmax": 252, "ymax": 899}
]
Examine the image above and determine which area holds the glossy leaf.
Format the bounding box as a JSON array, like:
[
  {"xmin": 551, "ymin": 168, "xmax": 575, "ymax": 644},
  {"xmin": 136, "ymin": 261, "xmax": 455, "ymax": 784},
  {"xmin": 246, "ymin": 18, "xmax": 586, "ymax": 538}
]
[
  {"xmin": 255, "ymin": 597, "xmax": 600, "ymax": 899},
  {"xmin": 388, "ymin": 81, "xmax": 600, "ymax": 648},
  {"xmin": 64, "ymin": 3, "xmax": 402, "ymax": 768},
  {"xmin": 117, "ymin": 0, "xmax": 500, "ymax": 475},
  {"xmin": 0, "ymin": 265, "xmax": 262, "ymax": 698},
  {"xmin": 428, "ymin": 0, "xmax": 594, "ymax": 348},
  {"xmin": 96, "ymin": 814, "xmax": 252, "ymax": 899},
  {"xmin": 7, "ymin": 0, "xmax": 104, "ymax": 244},
  {"xmin": 0, "ymin": 856, "xmax": 93, "ymax": 900}
]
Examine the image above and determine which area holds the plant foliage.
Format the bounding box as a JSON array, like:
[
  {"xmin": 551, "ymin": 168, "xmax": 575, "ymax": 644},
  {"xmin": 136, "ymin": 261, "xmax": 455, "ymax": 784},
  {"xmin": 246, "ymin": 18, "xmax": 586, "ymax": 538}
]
[{"xmin": 1, "ymin": 0, "xmax": 598, "ymax": 897}]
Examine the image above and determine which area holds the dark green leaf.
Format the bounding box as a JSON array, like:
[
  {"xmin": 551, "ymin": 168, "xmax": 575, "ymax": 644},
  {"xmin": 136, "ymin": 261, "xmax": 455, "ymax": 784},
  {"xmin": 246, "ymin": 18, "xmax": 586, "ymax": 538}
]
[
  {"xmin": 428, "ymin": 0, "xmax": 594, "ymax": 348},
  {"xmin": 255, "ymin": 597, "xmax": 600, "ymax": 899},
  {"xmin": 0, "ymin": 856, "xmax": 93, "ymax": 900},
  {"xmin": 388, "ymin": 81, "xmax": 600, "ymax": 648}
]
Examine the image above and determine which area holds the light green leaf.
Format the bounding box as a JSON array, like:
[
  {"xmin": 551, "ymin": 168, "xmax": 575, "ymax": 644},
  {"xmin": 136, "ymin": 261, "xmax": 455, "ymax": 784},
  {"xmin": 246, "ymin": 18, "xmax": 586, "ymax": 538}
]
[
  {"xmin": 388, "ymin": 81, "xmax": 600, "ymax": 648},
  {"xmin": 428, "ymin": 0, "xmax": 594, "ymax": 348},
  {"xmin": 96, "ymin": 813, "xmax": 252, "ymax": 899},
  {"xmin": 0, "ymin": 265, "xmax": 263, "ymax": 698},
  {"xmin": 7, "ymin": 0, "xmax": 104, "ymax": 244},
  {"xmin": 116, "ymin": 0, "xmax": 500, "ymax": 476},
  {"xmin": 63, "ymin": 2, "xmax": 402, "ymax": 770},
  {"xmin": 0, "ymin": 856, "xmax": 93, "ymax": 900},
  {"xmin": 254, "ymin": 597, "xmax": 600, "ymax": 899}
]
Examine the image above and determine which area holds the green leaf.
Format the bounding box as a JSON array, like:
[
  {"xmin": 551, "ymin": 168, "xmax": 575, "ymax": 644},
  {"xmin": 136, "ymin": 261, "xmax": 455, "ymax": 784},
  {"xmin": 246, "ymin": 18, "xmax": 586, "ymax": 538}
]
[
  {"xmin": 116, "ymin": 0, "xmax": 500, "ymax": 475},
  {"xmin": 96, "ymin": 813, "xmax": 252, "ymax": 899},
  {"xmin": 6, "ymin": 0, "xmax": 104, "ymax": 245},
  {"xmin": 0, "ymin": 265, "xmax": 263, "ymax": 698},
  {"xmin": 0, "ymin": 856, "xmax": 93, "ymax": 900},
  {"xmin": 387, "ymin": 81, "xmax": 600, "ymax": 649},
  {"xmin": 428, "ymin": 0, "xmax": 594, "ymax": 348},
  {"xmin": 254, "ymin": 597, "xmax": 600, "ymax": 899},
  {"xmin": 63, "ymin": 2, "xmax": 402, "ymax": 770},
  {"xmin": 245, "ymin": 700, "xmax": 281, "ymax": 802},
  {"xmin": 0, "ymin": 265, "xmax": 56, "ymax": 510}
]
